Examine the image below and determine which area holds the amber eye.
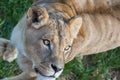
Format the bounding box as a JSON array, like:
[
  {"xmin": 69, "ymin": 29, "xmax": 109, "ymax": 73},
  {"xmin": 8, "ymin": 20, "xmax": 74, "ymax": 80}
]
[
  {"xmin": 43, "ymin": 39, "xmax": 50, "ymax": 46},
  {"xmin": 64, "ymin": 45, "xmax": 71, "ymax": 51}
]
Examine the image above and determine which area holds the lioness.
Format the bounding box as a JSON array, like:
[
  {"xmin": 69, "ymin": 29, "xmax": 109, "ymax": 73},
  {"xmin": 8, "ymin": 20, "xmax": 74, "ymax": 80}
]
[{"xmin": 0, "ymin": 0, "xmax": 120, "ymax": 80}]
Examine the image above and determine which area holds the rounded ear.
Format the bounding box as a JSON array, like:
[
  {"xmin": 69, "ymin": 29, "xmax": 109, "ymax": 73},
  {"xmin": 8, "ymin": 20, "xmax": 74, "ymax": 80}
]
[
  {"xmin": 27, "ymin": 6, "xmax": 49, "ymax": 29},
  {"xmin": 68, "ymin": 16, "xmax": 82, "ymax": 38}
]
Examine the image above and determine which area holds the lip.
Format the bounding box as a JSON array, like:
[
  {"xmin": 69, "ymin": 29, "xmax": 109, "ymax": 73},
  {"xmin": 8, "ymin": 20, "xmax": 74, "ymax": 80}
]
[
  {"xmin": 40, "ymin": 73, "xmax": 55, "ymax": 78},
  {"xmin": 37, "ymin": 73, "xmax": 56, "ymax": 80},
  {"xmin": 37, "ymin": 74, "xmax": 56, "ymax": 80},
  {"xmin": 34, "ymin": 68, "xmax": 55, "ymax": 78}
]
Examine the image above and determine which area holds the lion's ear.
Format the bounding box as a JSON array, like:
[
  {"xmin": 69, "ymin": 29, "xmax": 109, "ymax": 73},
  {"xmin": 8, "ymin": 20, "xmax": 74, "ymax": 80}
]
[
  {"xmin": 27, "ymin": 6, "xmax": 49, "ymax": 29},
  {"xmin": 68, "ymin": 16, "xmax": 82, "ymax": 38}
]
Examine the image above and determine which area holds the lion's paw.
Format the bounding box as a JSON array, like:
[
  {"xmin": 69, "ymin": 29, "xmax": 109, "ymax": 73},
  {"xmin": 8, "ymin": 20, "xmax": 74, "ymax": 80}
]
[{"xmin": 0, "ymin": 38, "xmax": 18, "ymax": 62}]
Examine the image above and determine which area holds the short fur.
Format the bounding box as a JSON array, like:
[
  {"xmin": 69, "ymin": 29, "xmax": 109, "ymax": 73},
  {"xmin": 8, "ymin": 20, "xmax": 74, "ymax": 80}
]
[{"xmin": 0, "ymin": 0, "xmax": 120, "ymax": 80}]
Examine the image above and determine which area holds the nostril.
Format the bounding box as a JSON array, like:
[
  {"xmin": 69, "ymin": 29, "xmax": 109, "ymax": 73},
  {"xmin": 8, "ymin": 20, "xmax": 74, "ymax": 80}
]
[
  {"xmin": 34, "ymin": 68, "xmax": 40, "ymax": 73},
  {"xmin": 51, "ymin": 64, "xmax": 62, "ymax": 72}
]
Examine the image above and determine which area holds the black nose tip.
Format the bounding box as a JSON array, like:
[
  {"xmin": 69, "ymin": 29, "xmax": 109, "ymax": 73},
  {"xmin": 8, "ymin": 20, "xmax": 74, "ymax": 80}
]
[
  {"xmin": 51, "ymin": 64, "xmax": 62, "ymax": 72},
  {"xmin": 34, "ymin": 67, "xmax": 40, "ymax": 73}
]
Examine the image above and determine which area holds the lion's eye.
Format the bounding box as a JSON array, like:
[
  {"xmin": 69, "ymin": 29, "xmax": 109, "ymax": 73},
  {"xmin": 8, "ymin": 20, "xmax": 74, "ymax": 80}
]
[
  {"xmin": 43, "ymin": 39, "xmax": 50, "ymax": 46},
  {"xmin": 64, "ymin": 45, "xmax": 71, "ymax": 52}
]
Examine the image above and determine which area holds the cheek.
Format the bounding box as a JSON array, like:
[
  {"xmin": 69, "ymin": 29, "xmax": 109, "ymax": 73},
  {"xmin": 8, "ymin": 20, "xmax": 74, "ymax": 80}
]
[{"xmin": 33, "ymin": 48, "xmax": 50, "ymax": 60}]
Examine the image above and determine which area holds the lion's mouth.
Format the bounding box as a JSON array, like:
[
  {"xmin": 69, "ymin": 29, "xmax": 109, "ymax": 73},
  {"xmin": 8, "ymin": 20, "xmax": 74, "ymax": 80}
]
[{"xmin": 34, "ymin": 68, "xmax": 56, "ymax": 78}]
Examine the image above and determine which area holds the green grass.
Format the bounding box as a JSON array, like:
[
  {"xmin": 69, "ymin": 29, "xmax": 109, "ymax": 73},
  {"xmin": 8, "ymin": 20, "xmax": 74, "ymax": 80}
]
[
  {"xmin": 0, "ymin": 0, "xmax": 120, "ymax": 80},
  {"xmin": 0, "ymin": 0, "xmax": 32, "ymax": 78},
  {"xmin": 59, "ymin": 48, "xmax": 120, "ymax": 80}
]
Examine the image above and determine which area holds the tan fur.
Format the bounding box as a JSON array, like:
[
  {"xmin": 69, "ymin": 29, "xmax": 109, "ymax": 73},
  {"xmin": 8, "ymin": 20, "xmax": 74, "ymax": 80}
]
[{"xmin": 0, "ymin": 0, "xmax": 120, "ymax": 80}]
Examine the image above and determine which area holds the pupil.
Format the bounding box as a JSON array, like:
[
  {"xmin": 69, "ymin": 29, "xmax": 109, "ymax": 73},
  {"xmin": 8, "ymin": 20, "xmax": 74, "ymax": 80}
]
[
  {"xmin": 43, "ymin": 40, "xmax": 50, "ymax": 45},
  {"xmin": 45, "ymin": 41, "xmax": 49, "ymax": 44}
]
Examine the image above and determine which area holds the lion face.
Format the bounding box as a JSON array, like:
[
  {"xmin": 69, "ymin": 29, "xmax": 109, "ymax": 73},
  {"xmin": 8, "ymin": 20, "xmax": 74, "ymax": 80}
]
[{"xmin": 24, "ymin": 6, "xmax": 82, "ymax": 79}]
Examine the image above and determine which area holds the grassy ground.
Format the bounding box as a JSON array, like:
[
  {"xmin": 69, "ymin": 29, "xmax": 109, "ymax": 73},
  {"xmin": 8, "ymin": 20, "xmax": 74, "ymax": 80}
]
[{"xmin": 0, "ymin": 0, "xmax": 120, "ymax": 80}]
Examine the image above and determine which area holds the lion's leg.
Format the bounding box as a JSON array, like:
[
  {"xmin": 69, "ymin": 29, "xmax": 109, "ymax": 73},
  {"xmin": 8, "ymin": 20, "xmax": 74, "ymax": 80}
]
[
  {"xmin": 2, "ymin": 53, "xmax": 38, "ymax": 80},
  {"xmin": 0, "ymin": 38, "xmax": 18, "ymax": 62},
  {"xmin": 10, "ymin": 54, "xmax": 38, "ymax": 80},
  {"xmin": 0, "ymin": 38, "xmax": 9, "ymax": 57},
  {"xmin": 2, "ymin": 72, "xmax": 38, "ymax": 80}
]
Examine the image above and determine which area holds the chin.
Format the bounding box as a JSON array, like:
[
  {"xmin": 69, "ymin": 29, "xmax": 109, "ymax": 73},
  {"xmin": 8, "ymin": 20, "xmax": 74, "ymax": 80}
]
[
  {"xmin": 37, "ymin": 70, "xmax": 63, "ymax": 80},
  {"xmin": 37, "ymin": 74, "xmax": 56, "ymax": 80}
]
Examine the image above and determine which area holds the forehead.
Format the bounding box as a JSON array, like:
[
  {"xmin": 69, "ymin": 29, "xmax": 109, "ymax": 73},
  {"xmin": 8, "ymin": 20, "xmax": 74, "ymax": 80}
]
[
  {"xmin": 27, "ymin": 25, "xmax": 56, "ymax": 39},
  {"xmin": 26, "ymin": 12, "xmax": 69, "ymax": 40},
  {"xmin": 40, "ymin": 25, "xmax": 58, "ymax": 39}
]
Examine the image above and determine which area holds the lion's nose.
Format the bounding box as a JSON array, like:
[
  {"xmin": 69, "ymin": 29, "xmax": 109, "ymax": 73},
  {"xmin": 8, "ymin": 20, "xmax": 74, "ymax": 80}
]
[
  {"xmin": 34, "ymin": 67, "xmax": 40, "ymax": 73},
  {"xmin": 51, "ymin": 64, "xmax": 63, "ymax": 73}
]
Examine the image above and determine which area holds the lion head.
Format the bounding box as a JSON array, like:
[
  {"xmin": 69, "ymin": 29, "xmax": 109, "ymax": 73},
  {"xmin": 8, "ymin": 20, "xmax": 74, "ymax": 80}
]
[{"xmin": 24, "ymin": 5, "xmax": 82, "ymax": 79}]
